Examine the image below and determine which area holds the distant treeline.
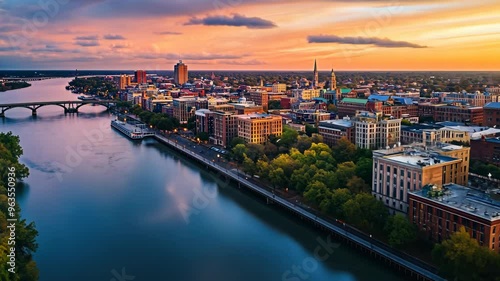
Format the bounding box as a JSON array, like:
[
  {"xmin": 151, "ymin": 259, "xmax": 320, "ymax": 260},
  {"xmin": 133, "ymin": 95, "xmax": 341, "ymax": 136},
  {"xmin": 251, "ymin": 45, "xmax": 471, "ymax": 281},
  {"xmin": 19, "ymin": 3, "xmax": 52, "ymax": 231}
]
[{"xmin": 0, "ymin": 82, "xmax": 31, "ymax": 92}]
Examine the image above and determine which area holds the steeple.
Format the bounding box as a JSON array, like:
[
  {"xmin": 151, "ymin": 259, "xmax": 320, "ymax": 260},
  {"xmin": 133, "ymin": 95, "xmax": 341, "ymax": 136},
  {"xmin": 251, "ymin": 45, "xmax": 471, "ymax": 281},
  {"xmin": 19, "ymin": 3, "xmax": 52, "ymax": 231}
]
[
  {"xmin": 313, "ymin": 59, "xmax": 319, "ymax": 88},
  {"xmin": 330, "ymin": 68, "xmax": 337, "ymax": 91}
]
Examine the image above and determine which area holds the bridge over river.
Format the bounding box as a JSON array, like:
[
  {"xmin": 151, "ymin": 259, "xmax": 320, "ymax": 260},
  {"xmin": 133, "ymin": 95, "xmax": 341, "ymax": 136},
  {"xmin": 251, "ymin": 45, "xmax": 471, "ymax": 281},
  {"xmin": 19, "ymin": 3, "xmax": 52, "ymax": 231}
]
[{"xmin": 0, "ymin": 100, "xmax": 115, "ymax": 117}]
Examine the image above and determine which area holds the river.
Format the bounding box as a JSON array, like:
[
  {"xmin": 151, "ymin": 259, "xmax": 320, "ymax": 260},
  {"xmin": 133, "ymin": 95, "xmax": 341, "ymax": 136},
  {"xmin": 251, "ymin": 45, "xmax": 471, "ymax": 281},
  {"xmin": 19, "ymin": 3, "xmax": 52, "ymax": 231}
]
[{"xmin": 0, "ymin": 78, "xmax": 407, "ymax": 281}]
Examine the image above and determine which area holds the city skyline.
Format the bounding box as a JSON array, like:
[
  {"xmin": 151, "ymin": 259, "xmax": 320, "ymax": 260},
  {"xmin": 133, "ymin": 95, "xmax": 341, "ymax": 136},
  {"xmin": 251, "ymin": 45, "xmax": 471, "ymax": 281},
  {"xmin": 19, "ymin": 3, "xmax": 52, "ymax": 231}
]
[{"xmin": 0, "ymin": 0, "xmax": 499, "ymax": 70}]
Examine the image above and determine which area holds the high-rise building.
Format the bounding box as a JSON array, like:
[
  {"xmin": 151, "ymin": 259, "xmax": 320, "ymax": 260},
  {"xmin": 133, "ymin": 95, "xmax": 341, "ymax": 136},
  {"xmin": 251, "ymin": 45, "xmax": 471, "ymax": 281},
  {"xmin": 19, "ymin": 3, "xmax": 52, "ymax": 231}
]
[
  {"xmin": 119, "ymin": 74, "xmax": 131, "ymax": 90},
  {"xmin": 174, "ymin": 60, "xmax": 188, "ymax": 85},
  {"xmin": 372, "ymin": 144, "xmax": 470, "ymax": 214},
  {"xmin": 313, "ymin": 59, "xmax": 319, "ymax": 89},
  {"xmin": 134, "ymin": 70, "xmax": 147, "ymax": 84}
]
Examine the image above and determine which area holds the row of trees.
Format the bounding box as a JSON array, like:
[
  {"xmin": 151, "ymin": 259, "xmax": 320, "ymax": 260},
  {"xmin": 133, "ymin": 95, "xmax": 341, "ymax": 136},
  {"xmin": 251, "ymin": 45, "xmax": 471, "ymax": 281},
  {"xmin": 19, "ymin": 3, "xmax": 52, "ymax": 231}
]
[
  {"xmin": 0, "ymin": 132, "xmax": 39, "ymax": 280},
  {"xmin": 231, "ymin": 129, "xmax": 417, "ymax": 246},
  {"xmin": 130, "ymin": 105, "xmax": 180, "ymax": 131}
]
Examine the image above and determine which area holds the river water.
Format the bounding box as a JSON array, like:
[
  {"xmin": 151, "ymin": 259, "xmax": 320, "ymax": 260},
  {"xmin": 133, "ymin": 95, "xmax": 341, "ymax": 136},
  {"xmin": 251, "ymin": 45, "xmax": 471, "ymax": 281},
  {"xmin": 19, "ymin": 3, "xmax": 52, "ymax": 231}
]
[{"xmin": 0, "ymin": 78, "xmax": 407, "ymax": 281}]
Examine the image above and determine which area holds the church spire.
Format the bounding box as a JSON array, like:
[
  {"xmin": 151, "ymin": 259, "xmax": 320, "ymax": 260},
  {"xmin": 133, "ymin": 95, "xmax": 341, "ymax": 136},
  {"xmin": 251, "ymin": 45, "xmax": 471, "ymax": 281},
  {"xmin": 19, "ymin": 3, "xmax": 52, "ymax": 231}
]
[{"xmin": 313, "ymin": 59, "xmax": 319, "ymax": 88}]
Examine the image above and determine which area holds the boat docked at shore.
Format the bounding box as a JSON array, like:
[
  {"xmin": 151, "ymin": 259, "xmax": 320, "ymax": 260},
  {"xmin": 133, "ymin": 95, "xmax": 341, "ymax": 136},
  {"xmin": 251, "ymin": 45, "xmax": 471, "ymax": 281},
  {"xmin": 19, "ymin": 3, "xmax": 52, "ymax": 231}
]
[{"xmin": 111, "ymin": 120, "xmax": 154, "ymax": 140}]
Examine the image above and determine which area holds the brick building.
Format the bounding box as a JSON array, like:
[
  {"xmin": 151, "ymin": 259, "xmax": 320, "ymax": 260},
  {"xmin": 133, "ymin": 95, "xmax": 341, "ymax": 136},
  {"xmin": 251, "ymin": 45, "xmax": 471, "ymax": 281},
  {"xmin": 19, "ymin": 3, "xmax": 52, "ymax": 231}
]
[{"xmin": 409, "ymin": 184, "xmax": 500, "ymax": 252}]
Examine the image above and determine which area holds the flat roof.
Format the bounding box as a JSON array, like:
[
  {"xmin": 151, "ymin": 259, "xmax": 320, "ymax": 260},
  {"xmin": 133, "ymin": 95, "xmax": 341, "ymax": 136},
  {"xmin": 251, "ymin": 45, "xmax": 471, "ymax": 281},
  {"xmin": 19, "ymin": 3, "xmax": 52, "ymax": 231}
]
[
  {"xmin": 410, "ymin": 184, "xmax": 500, "ymax": 221},
  {"xmin": 388, "ymin": 154, "xmax": 457, "ymax": 167},
  {"xmin": 484, "ymin": 102, "xmax": 500, "ymax": 109},
  {"xmin": 341, "ymin": 98, "xmax": 368, "ymax": 105},
  {"xmin": 319, "ymin": 119, "xmax": 353, "ymax": 128}
]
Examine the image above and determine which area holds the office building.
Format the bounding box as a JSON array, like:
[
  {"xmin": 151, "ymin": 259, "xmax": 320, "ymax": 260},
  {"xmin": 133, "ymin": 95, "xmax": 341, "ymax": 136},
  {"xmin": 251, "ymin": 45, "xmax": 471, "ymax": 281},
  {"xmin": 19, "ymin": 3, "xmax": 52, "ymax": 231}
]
[
  {"xmin": 250, "ymin": 91, "xmax": 269, "ymax": 112},
  {"xmin": 471, "ymin": 137, "xmax": 500, "ymax": 166}
]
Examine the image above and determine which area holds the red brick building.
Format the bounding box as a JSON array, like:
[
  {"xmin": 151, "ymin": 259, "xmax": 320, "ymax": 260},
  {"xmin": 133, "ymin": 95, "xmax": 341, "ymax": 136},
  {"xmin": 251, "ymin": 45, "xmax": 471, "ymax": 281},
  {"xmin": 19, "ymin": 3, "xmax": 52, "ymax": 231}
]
[
  {"xmin": 418, "ymin": 104, "xmax": 484, "ymax": 125},
  {"xmin": 484, "ymin": 102, "xmax": 500, "ymax": 127},
  {"xmin": 337, "ymin": 98, "xmax": 368, "ymax": 118},
  {"xmin": 471, "ymin": 137, "xmax": 500, "ymax": 166},
  {"xmin": 318, "ymin": 119, "xmax": 355, "ymax": 146},
  {"xmin": 409, "ymin": 184, "xmax": 500, "ymax": 252}
]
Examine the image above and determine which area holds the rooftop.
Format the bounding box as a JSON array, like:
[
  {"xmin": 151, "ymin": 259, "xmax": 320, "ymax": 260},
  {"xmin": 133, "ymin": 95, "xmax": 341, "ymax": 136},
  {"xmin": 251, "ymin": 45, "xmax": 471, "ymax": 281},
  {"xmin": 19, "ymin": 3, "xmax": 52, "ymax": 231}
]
[
  {"xmin": 340, "ymin": 98, "xmax": 368, "ymax": 105},
  {"xmin": 410, "ymin": 184, "xmax": 500, "ymax": 221},
  {"xmin": 237, "ymin": 113, "xmax": 281, "ymax": 120},
  {"xmin": 319, "ymin": 119, "xmax": 353, "ymax": 128},
  {"xmin": 484, "ymin": 102, "xmax": 500, "ymax": 109},
  {"xmin": 375, "ymin": 143, "xmax": 466, "ymax": 167}
]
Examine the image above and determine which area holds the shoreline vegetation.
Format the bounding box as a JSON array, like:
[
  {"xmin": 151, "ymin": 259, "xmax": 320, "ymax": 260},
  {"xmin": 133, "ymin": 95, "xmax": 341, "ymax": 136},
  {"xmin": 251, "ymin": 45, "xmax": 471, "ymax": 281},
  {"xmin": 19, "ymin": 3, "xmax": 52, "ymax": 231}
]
[
  {"xmin": 0, "ymin": 82, "xmax": 31, "ymax": 92},
  {"xmin": 0, "ymin": 132, "xmax": 39, "ymax": 280}
]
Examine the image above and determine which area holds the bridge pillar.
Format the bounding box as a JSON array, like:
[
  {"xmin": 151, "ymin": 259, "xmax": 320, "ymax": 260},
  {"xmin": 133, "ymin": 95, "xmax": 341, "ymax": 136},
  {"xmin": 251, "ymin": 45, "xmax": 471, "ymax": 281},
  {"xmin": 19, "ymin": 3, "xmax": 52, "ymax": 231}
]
[
  {"xmin": 0, "ymin": 112, "xmax": 4, "ymax": 118},
  {"xmin": 32, "ymin": 109, "xmax": 37, "ymax": 116}
]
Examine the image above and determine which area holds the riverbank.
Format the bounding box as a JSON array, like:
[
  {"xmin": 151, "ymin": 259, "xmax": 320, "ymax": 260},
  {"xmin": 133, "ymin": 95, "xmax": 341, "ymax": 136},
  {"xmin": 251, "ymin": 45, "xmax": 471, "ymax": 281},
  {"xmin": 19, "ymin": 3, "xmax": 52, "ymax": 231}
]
[
  {"xmin": 146, "ymin": 130, "xmax": 445, "ymax": 281},
  {"xmin": 0, "ymin": 81, "xmax": 31, "ymax": 92}
]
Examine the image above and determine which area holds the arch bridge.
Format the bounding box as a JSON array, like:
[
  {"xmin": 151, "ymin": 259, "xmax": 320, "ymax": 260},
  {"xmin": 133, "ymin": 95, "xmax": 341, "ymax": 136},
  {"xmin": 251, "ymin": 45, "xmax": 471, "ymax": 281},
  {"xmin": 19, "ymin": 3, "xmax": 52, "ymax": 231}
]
[{"xmin": 0, "ymin": 100, "xmax": 116, "ymax": 117}]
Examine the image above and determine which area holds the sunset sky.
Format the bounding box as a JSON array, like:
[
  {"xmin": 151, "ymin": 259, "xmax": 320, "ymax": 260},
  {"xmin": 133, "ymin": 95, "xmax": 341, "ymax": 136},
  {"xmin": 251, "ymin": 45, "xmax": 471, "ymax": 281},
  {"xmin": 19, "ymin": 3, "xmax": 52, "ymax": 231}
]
[{"xmin": 0, "ymin": 0, "xmax": 499, "ymax": 70}]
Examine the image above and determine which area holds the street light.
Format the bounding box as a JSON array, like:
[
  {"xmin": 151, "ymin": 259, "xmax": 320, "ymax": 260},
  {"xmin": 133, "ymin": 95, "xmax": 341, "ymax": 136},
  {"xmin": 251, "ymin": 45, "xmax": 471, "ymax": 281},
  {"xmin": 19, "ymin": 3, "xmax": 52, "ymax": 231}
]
[
  {"xmin": 488, "ymin": 173, "xmax": 492, "ymax": 180},
  {"xmin": 217, "ymin": 154, "xmax": 220, "ymax": 162}
]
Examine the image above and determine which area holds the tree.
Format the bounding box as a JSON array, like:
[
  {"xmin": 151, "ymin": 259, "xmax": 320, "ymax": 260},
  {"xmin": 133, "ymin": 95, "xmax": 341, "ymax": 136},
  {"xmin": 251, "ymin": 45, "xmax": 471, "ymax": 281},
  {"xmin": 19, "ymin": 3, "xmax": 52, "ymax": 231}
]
[
  {"xmin": 279, "ymin": 126, "xmax": 299, "ymax": 149},
  {"xmin": 246, "ymin": 143, "xmax": 265, "ymax": 162},
  {"xmin": 343, "ymin": 193, "xmax": 388, "ymax": 232},
  {"xmin": 295, "ymin": 135, "xmax": 312, "ymax": 153},
  {"xmin": 327, "ymin": 104, "xmax": 337, "ymax": 112},
  {"xmin": 232, "ymin": 144, "xmax": 248, "ymax": 163},
  {"xmin": 355, "ymin": 158, "xmax": 373, "ymax": 185},
  {"xmin": 269, "ymin": 167, "xmax": 286, "ymax": 188},
  {"xmin": 384, "ymin": 214, "xmax": 417, "ymax": 248},
  {"xmin": 332, "ymin": 137, "xmax": 357, "ymax": 163},
  {"xmin": 196, "ymin": 132, "xmax": 209, "ymax": 142},
  {"xmin": 156, "ymin": 118, "xmax": 174, "ymax": 131},
  {"xmin": 304, "ymin": 181, "xmax": 330, "ymax": 206},
  {"xmin": 346, "ymin": 176, "xmax": 370, "ymax": 193},
  {"xmin": 229, "ymin": 137, "xmax": 246, "ymax": 148},
  {"xmin": 401, "ymin": 119, "xmax": 412, "ymax": 126},
  {"xmin": 242, "ymin": 155, "xmax": 257, "ymax": 176},
  {"xmin": 332, "ymin": 161, "xmax": 356, "ymax": 189},
  {"xmin": 433, "ymin": 226, "xmax": 500, "ymax": 281},
  {"xmin": 268, "ymin": 100, "xmax": 282, "ymax": 110},
  {"xmin": 305, "ymin": 124, "xmax": 318, "ymax": 137},
  {"xmin": 263, "ymin": 142, "xmax": 278, "ymax": 159}
]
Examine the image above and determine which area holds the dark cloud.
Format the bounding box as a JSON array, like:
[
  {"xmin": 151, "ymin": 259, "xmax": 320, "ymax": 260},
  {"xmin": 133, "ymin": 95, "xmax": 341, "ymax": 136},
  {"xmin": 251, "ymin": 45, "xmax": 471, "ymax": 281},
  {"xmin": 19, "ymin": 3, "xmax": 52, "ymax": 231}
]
[
  {"xmin": 75, "ymin": 35, "xmax": 99, "ymax": 40},
  {"xmin": 185, "ymin": 14, "xmax": 277, "ymax": 29},
  {"xmin": 103, "ymin": 34, "xmax": 126, "ymax": 40},
  {"xmin": 154, "ymin": 31, "xmax": 183, "ymax": 35},
  {"xmin": 75, "ymin": 40, "xmax": 100, "ymax": 47},
  {"xmin": 307, "ymin": 35, "xmax": 427, "ymax": 48},
  {"xmin": 0, "ymin": 46, "xmax": 20, "ymax": 52},
  {"xmin": 111, "ymin": 44, "xmax": 129, "ymax": 49},
  {"xmin": 30, "ymin": 47, "xmax": 66, "ymax": 53}
]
